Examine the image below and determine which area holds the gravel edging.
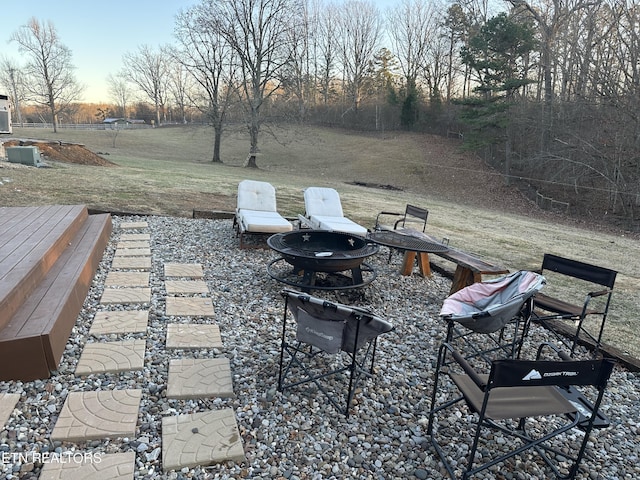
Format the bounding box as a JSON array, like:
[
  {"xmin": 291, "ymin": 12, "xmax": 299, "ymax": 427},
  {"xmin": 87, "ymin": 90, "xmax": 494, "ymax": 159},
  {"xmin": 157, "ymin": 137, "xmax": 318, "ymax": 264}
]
[{"xmin": 0, "ymin": 215, "xmax": 638, "ymax": 479}]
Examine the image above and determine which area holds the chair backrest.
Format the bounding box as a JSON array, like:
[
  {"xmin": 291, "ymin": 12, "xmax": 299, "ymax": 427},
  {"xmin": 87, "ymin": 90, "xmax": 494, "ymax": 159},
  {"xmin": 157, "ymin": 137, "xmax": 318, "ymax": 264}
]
[
  {"xmin": 541, "ymin": 253, "xmax": 617, "ymax": 289},
  {"xmin": 490, "ymin": 357, "xmax": 615, "ymax": 389},
  {"xmin": 440, "ymin": 271, "xmax": 546, "ymax": 333},
  {"xmin": 237, "ymin": 180, "xmax": 277, "ymax": 212},
  {"xmin": 304, "ymin": 187, "xmax": 344, "ymax": 218},
  {"xmin": 397, "ymin": 204, "xmax": 429, "ymax": 232},
  {"xmin": 282, "ymin": 289, "xmax": 393, "ymax": 353}
]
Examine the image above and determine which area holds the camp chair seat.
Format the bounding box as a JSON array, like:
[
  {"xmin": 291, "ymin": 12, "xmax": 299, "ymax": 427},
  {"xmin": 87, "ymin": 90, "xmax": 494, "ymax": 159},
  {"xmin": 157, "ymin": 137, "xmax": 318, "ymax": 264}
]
[
  {"xmin": 278, "ymin": 288, "xmax": 393, "ymax": 417},
  {"xmin": 427, "ymin": 341, "xmax": 615, "ymax": 479},
  {"xmin": 440, "ymin": 271, "xmax": 546, "ymax": 363}
]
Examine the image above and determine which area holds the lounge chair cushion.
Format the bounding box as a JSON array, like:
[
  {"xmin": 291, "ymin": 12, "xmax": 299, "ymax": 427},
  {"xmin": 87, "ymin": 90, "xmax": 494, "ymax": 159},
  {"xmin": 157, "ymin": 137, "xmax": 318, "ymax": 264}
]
[
  {"xmin": 237, "ymin": 180, "xmax": 278, "ymax": 212},
  {"xmin": 237, "ymin": 209, "xmax": 292, "ymax": 234},
  {"xmin": 307, "ymin": 215, "xmax": 367, "ymax": 235},
  {"xmin": 304, "ymin": 187, "xmax": 344, "ymax": 217},
  {"xmin": 303, "ymin": 187, "xmax": 367, "ymax": 235}
]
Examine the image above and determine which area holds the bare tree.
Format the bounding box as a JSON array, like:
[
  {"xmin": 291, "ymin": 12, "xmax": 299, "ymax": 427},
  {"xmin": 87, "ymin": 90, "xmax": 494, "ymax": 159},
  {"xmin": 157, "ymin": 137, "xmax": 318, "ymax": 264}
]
[
  {"xmin": 10, "ymin": 18, "xmax": 83, "ymax": 132},
  {"xmin": 122, "ymin": 45, "xmax": 169, "ymax": 127},
  {"xmin": 387, "ymin": 0, "xmax": 436, "ymax": 95},
  {"xmin": 316, "ymin": 1, "xmax": 340, "ymax": 106},
  {"xmin": 0, "ymin": 58, "xmax": 26, "ymax": 126},
  {"xmin": 336, "ymin": 1, "xmax": 382, "ymax": 115},
  {"xmin": 509, "ymin": 0, "xmax": 599, "ymax": 152},
  {"xmin": 173, "ymin": 1, "xmax": 237, "ymax": 162},
  {"xmin": 215, "ymin": 0, "xmax": 301, "ymax": 167},
  {"xmin": 106, "ymin": 73, "xmax": 132, "ymax": 118}
]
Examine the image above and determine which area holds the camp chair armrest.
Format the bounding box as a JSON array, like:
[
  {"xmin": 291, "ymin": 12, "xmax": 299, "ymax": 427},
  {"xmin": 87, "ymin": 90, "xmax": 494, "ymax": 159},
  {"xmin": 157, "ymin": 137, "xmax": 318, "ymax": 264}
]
[
  {"xmin": 374, "ymin": 211, "xmax": 402, "ymax": 230},
  {"xmin": 588, "ymin": 288, "xmax": 612, "ymax": 298},
  {"xmin": 536, "ymin": 342, "xmax": 572, "ymax": 361},
  {"xmin": 447, "ymin": 344, "xmax": 487, "ymax": 390}
]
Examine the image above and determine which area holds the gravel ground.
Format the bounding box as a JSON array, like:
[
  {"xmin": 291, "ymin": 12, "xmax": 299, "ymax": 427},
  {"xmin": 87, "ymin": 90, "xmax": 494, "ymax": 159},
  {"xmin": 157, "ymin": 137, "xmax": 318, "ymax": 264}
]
[{"xmin": 1, "ymin": 216, "xmax": 638, "ymax": 479}]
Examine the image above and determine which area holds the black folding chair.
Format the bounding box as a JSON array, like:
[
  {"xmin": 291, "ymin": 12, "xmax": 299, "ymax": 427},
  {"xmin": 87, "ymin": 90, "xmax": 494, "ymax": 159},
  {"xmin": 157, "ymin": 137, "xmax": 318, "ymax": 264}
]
[
  {"xmin": 374, "ymin": 204, "xmax": 429, "ymax": 233},
  {"xmin": 533, "ymin": 254, "xmax": 617, "ymax": 356},
  {"xmin": 427, "ymin": 341, "xmax": 615, "ymax": 479},
  {"xmin": 277, "ymin": 289, "xmax": 393, "ymax": 417}
]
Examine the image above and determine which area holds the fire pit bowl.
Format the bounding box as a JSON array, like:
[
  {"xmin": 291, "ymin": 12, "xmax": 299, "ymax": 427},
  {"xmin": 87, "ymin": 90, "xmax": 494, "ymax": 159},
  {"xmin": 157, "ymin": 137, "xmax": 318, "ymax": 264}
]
[{"xmin": 266, "ymin": 230, "xmax": 379, "ymax": 291}]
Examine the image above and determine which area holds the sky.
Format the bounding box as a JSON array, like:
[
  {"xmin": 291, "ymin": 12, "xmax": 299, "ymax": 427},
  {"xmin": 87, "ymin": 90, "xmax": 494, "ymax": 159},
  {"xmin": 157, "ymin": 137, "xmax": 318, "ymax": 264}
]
[{"xmin": 2, "ymin": 0, "xmax": 397, "ymax": 104}]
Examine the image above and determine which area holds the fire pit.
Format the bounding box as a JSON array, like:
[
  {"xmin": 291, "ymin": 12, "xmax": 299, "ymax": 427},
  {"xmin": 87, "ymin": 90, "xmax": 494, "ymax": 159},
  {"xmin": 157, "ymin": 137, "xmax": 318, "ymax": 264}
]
[{"xmin": 266, "ymin": 230, "xmax": 379, "ymax": 291}]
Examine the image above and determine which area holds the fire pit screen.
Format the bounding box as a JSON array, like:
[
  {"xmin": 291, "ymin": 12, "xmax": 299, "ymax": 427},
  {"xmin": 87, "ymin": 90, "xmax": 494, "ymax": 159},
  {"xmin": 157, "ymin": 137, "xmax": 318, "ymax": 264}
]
[{"xmin": 266, "ymin": 230, "xmax": 379, "ymax": 291}]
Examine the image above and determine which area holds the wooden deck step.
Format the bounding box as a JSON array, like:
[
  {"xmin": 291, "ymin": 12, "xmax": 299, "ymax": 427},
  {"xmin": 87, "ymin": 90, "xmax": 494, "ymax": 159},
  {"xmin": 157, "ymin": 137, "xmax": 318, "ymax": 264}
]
[
  {"xmin": 0, "ymin": 205, "xmax": 89, "ymax": 331},
  {"xmin": 0, "ymin": 207, "xmax": 112, "ymax": 381}
]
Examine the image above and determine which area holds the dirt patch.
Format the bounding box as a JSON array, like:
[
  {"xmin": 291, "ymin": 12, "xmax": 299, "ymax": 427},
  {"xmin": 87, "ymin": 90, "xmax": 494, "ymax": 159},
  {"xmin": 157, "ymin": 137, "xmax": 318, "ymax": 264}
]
[{"xmin": 4, "ymin": 139, "xmax": 116, "ymax": 167}]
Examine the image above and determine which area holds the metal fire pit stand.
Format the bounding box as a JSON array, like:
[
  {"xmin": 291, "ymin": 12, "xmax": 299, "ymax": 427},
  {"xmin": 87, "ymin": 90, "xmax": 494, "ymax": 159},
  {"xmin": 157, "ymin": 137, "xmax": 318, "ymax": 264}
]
[{"xmin": 266, "ymin": 230, "xmax": 379, "ymax": 292}]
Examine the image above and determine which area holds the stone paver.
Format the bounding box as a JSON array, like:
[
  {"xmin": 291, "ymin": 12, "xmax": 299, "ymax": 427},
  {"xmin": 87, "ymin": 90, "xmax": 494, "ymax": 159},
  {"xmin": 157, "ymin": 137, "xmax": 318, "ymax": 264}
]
[
  {"xmin": 162, "ymin": 409, "xmax": 245, "ymax": 471},
  {"xmin": 100, "ymin": 287, "xmax": 151, "ymax": 305},
  {"xmin": 167, "ymin": 358, "xmax": 234, "ymax": 399},
  {"xmin": 104, "ymin": 271, "xmax": 150, "ymax": 287},
  {"xmin": 117, "ymin": 240, "xmax": 149, "ymax": 249},
  {"xmin": 166, "ymin": 324, "xmax": 222, "ymax": 349},
  {"xmin": 0, "ymin": 393, "xmax": 20, "ymax": 428},
  {"xmin": 114, "ymin": 247, "xmax": 151, "ymax": 257},
  {"xmin": 39, "ymin": 452, "xmax": 135, "ymax": 480},
  {"xmin": 75, "ymin": 340, "xmax": 146, "ymax": 375},
  {"xmin": 164, "ymin": 263, "xmax": 203, "ymax": 278},
  {"xmin": 90, "ymin": 310, "xmax": 149, "ymax": 336},
  {"xmin": 120, "ymin": 221, "xmax": 148, "ymax": 229},
  {"xmin": 165, "ymin": 280, "xmax": 209, "ymax": 294},
  {"xmin": 111, "ymin": 256, "xmax": 152, "ymax": 270},
  {"xmin": 166, "ymin": 297, "xmax": 214, "ymax": 317},
  {"xmin": 51, "ymin": 390, "xmax": 142, "ymax": 442},
  {"xmin": 120, "ymin": 233, "xmax": 150, "ymax": 241}
]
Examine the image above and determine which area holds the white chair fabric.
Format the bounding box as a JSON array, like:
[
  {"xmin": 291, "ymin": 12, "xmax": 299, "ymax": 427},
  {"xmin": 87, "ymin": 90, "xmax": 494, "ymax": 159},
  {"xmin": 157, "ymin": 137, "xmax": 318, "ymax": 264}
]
[
  {"xmin": 303, "ymin": 187, "xmax": 367, "ymax": 235},
  {"xmin": 235, "ymin": 181, "xmax": 292, "ymax": 247}
]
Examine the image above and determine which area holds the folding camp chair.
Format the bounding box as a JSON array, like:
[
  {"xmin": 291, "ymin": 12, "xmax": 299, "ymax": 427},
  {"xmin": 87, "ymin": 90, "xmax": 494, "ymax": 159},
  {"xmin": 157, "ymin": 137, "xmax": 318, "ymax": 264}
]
[
  {"xmin": 374, "ymin": 204, "xmax": 429, "ymax": 233},
  {"xmin": 299, "ymin": 187, "xmax": 368, "ymax": 235},
  {"xmin": 234, "ymin": 180, "xmax": 293, "ymax": 248},
  {"xmin": 440, "ymin": 270, "xmax": 546, "ymax": 365},
  {"xmin": 532, "ymin": 254, "xmax": 617, "ymax": 357},
  {"xmin": 427, "ymin": 341, "xmax": 615, "ymax": 479},
  {"xmin": 277, "ymin": 289, "xmax": 393, "ymax": 417},
  {"xmin": 374, "ymin": 204, "xmax": 429, "ymax": 263}
]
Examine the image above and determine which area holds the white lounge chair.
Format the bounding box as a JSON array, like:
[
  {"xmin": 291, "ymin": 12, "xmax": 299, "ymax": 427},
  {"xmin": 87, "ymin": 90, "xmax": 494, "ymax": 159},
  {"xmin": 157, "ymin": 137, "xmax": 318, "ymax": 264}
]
[
  {"xmin": 301, "ymin": 187, "xmax": 367, "ymax": 235},
  {"xmin": 234, "ymin": 180, "xmax": 292, "ymax": 248}
]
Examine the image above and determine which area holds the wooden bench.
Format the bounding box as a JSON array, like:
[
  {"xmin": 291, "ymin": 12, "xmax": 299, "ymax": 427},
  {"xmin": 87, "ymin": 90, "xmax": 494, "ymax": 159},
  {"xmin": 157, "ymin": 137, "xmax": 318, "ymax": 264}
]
[{"xmin": 394, "ymin": 229, "xmax": 509, "ymax": 294}]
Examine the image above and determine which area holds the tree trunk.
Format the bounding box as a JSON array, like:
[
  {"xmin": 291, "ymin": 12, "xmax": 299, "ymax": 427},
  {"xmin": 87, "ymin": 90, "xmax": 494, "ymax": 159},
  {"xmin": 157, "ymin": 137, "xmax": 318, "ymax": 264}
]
[{"xmin": 212, "ymin": 126, "xmax": 223, "ymax": 163}]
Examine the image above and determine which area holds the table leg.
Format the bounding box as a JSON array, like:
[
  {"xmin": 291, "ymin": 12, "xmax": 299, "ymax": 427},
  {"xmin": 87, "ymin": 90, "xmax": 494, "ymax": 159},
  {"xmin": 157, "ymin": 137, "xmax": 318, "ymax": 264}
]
[
  {"xmin": 449, "ymin": 266, "xmax": 475, "ymax": 294},
  {"xmin": 417, "ymin": 252, "xmax": 432, "ymax": 277},
  {"xmin": 401, "ymin": 251, "xmax": 416, "ymax": 275}
]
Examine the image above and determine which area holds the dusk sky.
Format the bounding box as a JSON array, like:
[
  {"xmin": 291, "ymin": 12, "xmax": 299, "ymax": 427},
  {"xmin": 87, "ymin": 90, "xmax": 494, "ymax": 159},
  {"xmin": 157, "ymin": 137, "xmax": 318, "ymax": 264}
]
[{"xmin": 2, "ymin": 0, "xmax": 397, "ymax": 103}]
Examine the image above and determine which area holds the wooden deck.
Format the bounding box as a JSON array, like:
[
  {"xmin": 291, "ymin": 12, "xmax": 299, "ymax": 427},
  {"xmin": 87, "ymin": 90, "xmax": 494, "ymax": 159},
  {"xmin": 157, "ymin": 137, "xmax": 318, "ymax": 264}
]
[{"xmin": 0, "ymin": 205, "xmax": 111, "ymax": 381}]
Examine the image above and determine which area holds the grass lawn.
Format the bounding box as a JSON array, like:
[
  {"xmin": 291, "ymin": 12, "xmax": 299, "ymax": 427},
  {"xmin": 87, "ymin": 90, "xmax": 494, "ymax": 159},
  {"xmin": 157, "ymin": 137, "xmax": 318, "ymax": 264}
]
[{"xmin": 2, "ymin": 124, "xmax": 638, "ymax": 358}]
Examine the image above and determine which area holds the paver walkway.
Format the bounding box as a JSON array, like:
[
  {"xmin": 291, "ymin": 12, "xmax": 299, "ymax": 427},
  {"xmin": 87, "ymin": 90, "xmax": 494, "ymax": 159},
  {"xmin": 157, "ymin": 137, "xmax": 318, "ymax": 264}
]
[{"xmin": 15, "ymin": 219, "xmax": 245, "ymax": 478}]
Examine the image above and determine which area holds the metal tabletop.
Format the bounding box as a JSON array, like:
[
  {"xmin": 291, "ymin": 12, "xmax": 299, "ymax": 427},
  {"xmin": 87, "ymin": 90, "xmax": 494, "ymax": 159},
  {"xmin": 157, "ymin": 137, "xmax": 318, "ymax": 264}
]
[{"xmin": 367, "ymin": 230, "xmax": 449, "ymax": 253}]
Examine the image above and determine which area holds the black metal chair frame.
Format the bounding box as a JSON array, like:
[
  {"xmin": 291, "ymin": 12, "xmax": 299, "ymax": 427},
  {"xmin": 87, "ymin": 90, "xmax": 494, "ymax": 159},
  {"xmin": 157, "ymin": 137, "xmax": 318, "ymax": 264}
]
[
  {"xmin": 277, "ymin": 289, "xmax": 393, "ymax": 417},
  {"xmin": 374, "ymin": 204, "xmax": 429, "ymax": 263},
  {"xmin": 427, "ymin": 341, "xmax": 614, "ymax": 479},
  {"xmin": 533, "ymin": 253, "xmax": 617, "ymax": 356}
]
